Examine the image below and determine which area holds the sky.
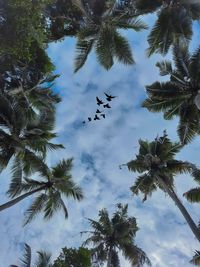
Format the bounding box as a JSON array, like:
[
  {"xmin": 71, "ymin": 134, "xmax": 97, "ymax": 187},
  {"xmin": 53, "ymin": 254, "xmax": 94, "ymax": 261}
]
[{"xmin": 0, "ymin": 12, "xmax": 200, "ymax": 267}]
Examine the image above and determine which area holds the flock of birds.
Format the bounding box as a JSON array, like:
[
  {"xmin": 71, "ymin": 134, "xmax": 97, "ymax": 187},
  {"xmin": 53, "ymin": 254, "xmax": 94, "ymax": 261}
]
[{"xmin": 82, "ymin": 93, "xmax": 117, "ymax": 124}]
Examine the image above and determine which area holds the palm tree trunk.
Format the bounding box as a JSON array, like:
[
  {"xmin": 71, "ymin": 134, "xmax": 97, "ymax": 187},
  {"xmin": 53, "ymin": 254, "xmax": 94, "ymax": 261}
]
[
  {"xmin": 0, "ymin": 186, "xmax": 46, "ymax": 212},
  {"xmin": 107, "ymin": 247, "xmax": 113, "ymax": 267},
  {"xmin": 157, "ymin": 176, "xmax": 200, "ymax": 242}
]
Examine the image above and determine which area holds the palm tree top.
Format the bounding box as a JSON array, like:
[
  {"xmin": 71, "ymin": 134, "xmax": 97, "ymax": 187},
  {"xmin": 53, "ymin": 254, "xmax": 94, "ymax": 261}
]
[
  {"xmin": 143, "ymin": 45, "xmax": 200, "ymax": 144},
  {"xmin": 73, "ymin": 0, "xmax": 147, "ymax": 72},
  {"xmin": 83, "ymin": 203, "xmax": 151, "ymax": 267},
  {"xmin": 7, "ymin": 158, "xmax": 83, "ymax": 225},
  {"xmin": 10, "ymin": 243, "xmax": 53, "ymax": 267},
  {"xmin": 126, "ymin": 131, "xmax": 198, "ymax": 201}
]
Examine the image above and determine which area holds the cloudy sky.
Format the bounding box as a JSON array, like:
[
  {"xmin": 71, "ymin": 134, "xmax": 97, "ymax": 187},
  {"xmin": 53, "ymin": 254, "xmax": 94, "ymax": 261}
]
[{"xmin": 1, "ymin": 13, "xmax": 200, "ymax": 267}]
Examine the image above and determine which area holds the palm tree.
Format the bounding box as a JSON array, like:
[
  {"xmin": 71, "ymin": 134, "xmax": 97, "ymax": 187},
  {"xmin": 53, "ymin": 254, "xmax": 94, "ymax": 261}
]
[
  {"xmin": 125, "ymin": 131, "xmax": 200, "ymax": 242},
  {"xmin": 190, "ymin": 251, "xmax": 200, "ymax": 266},
  {"xmin": 10, "ymin": 243, "xmax": 53, "ymax": 267},
  {"xmin": 143, "ymin": 45, "xmax": 200, "ymax": 144},
  {"xmin": 134, "ymin": 0, "xmax": 200, "ymax": 56},
  {"xmin": 0, "ymin": 158, "xmax": 83, "ymax": 225},
  {"xmin": 82, "ymin": 203, "xmax": 151, "ymax": 267},
  {"xmin": 73, "ymin": 0, "xmax": 147, "ymax": 72},
  {"xmin": 4, "ymin": 72, "xmax": 61, "ymax": 118},
  {"xmin": 0, "ymin": 92, "xmax": 63, "ymax": 175}
]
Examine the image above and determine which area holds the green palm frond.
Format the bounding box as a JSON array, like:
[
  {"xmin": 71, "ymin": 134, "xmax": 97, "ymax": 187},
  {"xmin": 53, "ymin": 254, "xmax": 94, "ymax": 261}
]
[
  {"xmin": 172, "ymin": 45, "xmax": 190, "ymax": 77},
  {"xmin": 183, "ymin": 188, "xmax": 200, "ymax": 203},
  {"xmin": 74, "ymin": 39, "xmax": 94, "ymax": 72},
  {"xmin": 95, "ymin": 27, "xmax": 115, "ymax": 70},
  {"xmin": 156, "ymin": 60, "xmax": 173, "ymax": 76},
  {"xmin": 7, "ymin": 159, "xmax": 23, "ymax": 197},
  {"xmin": 52, "ymin": 158, "xmax": 73, "ymax": 178},
  {"xmin": 122, "ymin": 243, "xmax": 152, "ymax": 267},
  {"xmin": 113, "ymin": 31, "xmax": 134, "ymax": 65},
  {"xmin": 114, "ymin": 17, "xmax": 148, "ymax": 31},
  {"xmin": 177, "ymin": 119, "xmax": 200, "ymax": 144},
  {"xmin": 15, "ymin": 243, "xmax": 31, "ymax": 267},
  {"xmin": 130, "ymin": 174, "xmax": 157, "ymax": 202},
  {"xmin": 35, "ymin": 251, "xmax": 52, "ymax": 267},
  {"xmin": 24, "ymin": 193, "xmax": 48, "ymax": 225}
]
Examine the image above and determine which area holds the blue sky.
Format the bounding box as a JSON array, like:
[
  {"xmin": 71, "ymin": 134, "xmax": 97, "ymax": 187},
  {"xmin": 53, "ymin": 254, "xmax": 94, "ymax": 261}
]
[{"xmin": 1, "ymin": 13, "xmax": 200, "ymax": 267}]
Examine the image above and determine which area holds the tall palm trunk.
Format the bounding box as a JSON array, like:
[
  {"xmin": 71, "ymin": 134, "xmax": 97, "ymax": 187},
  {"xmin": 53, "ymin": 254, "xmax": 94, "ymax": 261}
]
[
  {"xmin": 0, "ymin": 185, "xmax": 46, "ymax": 212},
  {"xmin": 107, "ymin": 247, "xmax": 113, "ymax": 267},
  {"xmin": 157, "ymin": 176, "xmax": 200, "ymax": 242}
]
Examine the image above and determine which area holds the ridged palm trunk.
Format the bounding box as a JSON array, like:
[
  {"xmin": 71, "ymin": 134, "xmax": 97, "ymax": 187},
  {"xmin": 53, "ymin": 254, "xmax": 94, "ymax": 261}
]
[
  {"xmin": 157, "ymin": 176, "xmax": 200, "ymax": 242},
  {"xmin": 107, "ymin": 248, "xmax": 113, "ymax": 267},
  {"xmin": 0, "ymin": 185, "xmax": 46, "ymax": 211}
]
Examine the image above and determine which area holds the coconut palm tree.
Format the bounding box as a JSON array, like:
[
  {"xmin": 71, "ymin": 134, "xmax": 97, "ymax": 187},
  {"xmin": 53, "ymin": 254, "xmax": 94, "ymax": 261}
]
[
  {"xmin": 143, "ymin": 45, "xmax": 200, "ymax": 144},
  {"xmin": 82, "ymin": 203, "xmax": 151, "ymax": 267},
  {"xmin": 3, "ymin": 72, "xmax": 61, "ymax": 118},
  {"xmin": 0, "ymin": 158, "xmax": 83, "ymax": 225},
  {"xmin": 125, "ymin": 131, "xmax": 200, "ymax": 242},
  {"xmin": 0, "ymin": 92, "xmax": 63, "ymax": 175},
  {"xmin": 134, "ymin": 0, "xmax": 200, "ymax": 56},
  {"xmin": 10, "ymin": 243, "xmax": 53, "ymax": 267},
  {"xmin": 190, "ymin": 251, "xmax": 200, "ymax": 266},
  {"xmin": 73, "ymin": 0, "xmax": 147, "ymax": 72}
]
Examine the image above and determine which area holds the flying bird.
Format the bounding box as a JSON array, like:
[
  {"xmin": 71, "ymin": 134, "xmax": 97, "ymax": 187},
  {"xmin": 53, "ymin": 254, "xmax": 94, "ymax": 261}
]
[
  {"xmin": 104, "ymin": 93, "xmax": 117, "ymax": 101},
  {"xmin": 101, "ymin": 114, "xmax": 106, "ymax": 119},
  {"xmin": 88, "ymin": 117, "xmax": 92, "ymax": 122},
  {"xmin": 96, "ymin": 109, "xmax": 102, "ymax": 113},
  {"xmin": 94, "ymin": 114, "xmax": 100, "ymax": 120},
  {"xmin": 103, "ymin": 103, "xmax": 111, "ymax": 109},
  {"xmin": 82, "ymin": 121, "xmax": 86, "ymax": 124},
  {"xmin": 96, "ymin": 97, "xmax": 104, "ymax": 106}
]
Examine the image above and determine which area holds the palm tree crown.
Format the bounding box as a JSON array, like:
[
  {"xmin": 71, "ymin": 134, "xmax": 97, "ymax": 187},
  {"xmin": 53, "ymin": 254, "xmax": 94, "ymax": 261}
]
[
  {"xmin": 82, "ymin": 203, "xmax": 151, "ymax": 267},
  {"xmin": 73, "ymin": 0, "xmax": 147, "ymax": 72},
  {"xmin": 126, "ymin": 131, "xmax": 200, "ymax": 241},
  {"xmin": 143, "ymin": 46, "xmax": 200, "ymax": 144},
  {"xmin": 134, "ymin": 0, "xmax": 200, "ymax": 56},
  {"xmin": 3, "ymin": 158, "xmax": 83, "ymax": 225},
  {"xmin": 10, "ymin": 243, "xmax": 53, "ymax": 267}
]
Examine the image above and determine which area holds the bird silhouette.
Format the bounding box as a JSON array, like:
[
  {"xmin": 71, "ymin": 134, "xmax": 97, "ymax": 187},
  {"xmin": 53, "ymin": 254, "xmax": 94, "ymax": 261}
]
[
  {"xmin": 96, "ymin": 109, "xmax": 102, "ymax": 113},
  {"xmin": 82, "ymin": 121, "xmax": 86, "ymax": 124},
  {"xmin": 103, "ymin": 103, "xmax": 111, "ymax": 109},
  {"xmin": 88, "ymin": 117, "xmax": 92, "ymax": 122},
  {"xmin": 104, "ymin": 93, "xmax": 117, "ymax": 101},
  {"xmin": 101, "ymin": 114, "xmax": 106, "ymax": 119},
  {"xmin": 96, "ymin": 97, "xmax": 104, "ymax": 106},
  {"xmin": 94, "ymin": 114, "xmax": 100, "ymax": 120}
]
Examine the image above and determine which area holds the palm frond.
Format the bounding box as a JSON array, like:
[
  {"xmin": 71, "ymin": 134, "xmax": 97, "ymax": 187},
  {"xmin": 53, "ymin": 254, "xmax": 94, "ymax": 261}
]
[
  {"xmin": 113, "ymin": 31, "xmax": 134, "ymax": 65},
  {"xmin": 20, "ymin": 243, "xmax": 31, "ymax": 267},
  {"xmin": 35, "ymin": 251, "xmax": 52, "ymax": 267},
  {"xmin": 24, "ymin": 193, "xmax": 48, "ymax": 225},
  {"xmin": 74, "ymin": 39, "xmax": 94, "ymax": 73},
  {"xmin": 183, "ymin": 188, "xmax": 200, "ymax": 203}
]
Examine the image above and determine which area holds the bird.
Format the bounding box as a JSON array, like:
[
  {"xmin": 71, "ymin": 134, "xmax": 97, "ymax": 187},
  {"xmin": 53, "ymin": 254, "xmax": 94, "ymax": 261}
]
[
  {"xmin": 88, "ymin": 117, "xmax": 92, "ymax": 122},
  {"xmin": 96, "ymin": 97, "xmax": 104, "ymax": 106},
  {"xmin": 101, "ymin": 114, "xmax": 106, "ymax": 119},
  {"xmin": 103, "ymin": 103, "xmax": 111, "ymax": 109},
  {"xmin": 82, "ymin": 121, "xmax": 86, "ymax": 124},
  {"xmin": 104, "ymin": 93, "xmax": 117, "ymax": 101},
  {"xmin": 94, "ymin": 114, "xmax": 100, "ymax": 120},
  {"xmin": 96, "ymin": 109, "xmax": 102, "ymax": 113}
]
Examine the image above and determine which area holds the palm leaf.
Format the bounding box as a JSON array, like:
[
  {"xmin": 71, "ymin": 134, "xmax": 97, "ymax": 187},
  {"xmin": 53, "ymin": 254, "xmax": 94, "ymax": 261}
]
[
  {"xmin": 113, "ymin": 31, "xmax": 134, "ymax": 65},
  {"xmin": 183, "ymin": 188, "xmax": 200, "ymax": 203},
  {"xmin": 74, "ymin": 39, "xmax": 94, "ymax": 72}
]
